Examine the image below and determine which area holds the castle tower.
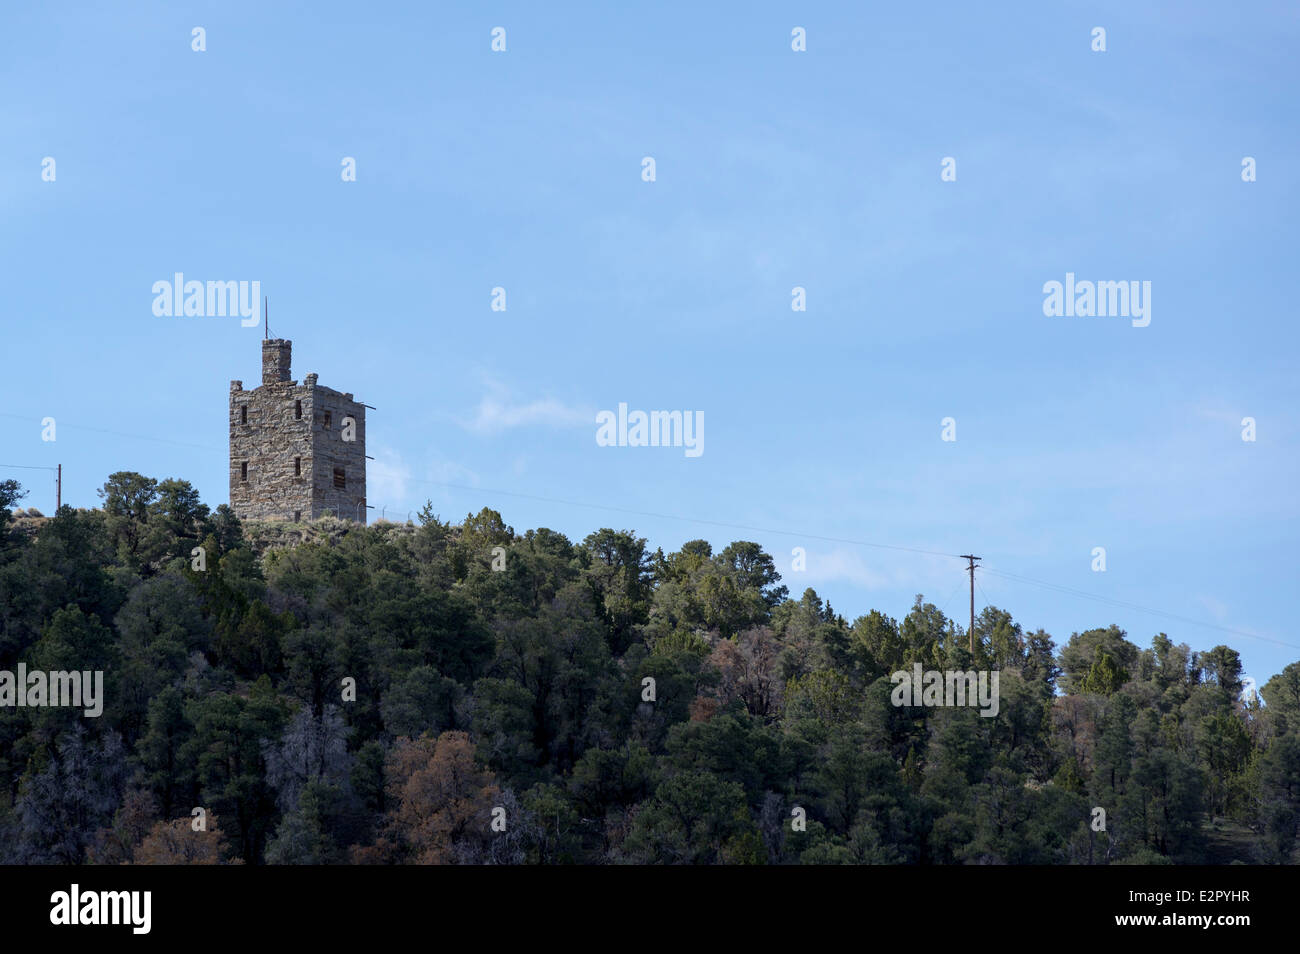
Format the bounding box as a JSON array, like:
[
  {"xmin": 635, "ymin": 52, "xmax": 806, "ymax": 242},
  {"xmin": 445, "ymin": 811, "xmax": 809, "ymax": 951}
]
[{"xmin": 229, "ymin": 338, "xmax": 367, "ymax": 523}]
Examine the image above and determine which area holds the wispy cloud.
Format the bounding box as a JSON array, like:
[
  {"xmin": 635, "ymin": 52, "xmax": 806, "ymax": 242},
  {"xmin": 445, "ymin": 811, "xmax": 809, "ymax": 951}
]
[
  {"xmin": 368, "ymin": 445, "xmax": 413, "ymax": 510},
  {"xmin": 368, "ymin": 449, "xmax": 484, "ymax": 521},
  {"xmin": 462, "ymin": 379, "xmax": 591, "ymax": 435},
  {"xmin": 1197, "ymin": 595, "xmax": 1229, "ymax": 623},
  {"xmin": 799, "ymin": 547, "xmax": 921, "ymax": 593}
]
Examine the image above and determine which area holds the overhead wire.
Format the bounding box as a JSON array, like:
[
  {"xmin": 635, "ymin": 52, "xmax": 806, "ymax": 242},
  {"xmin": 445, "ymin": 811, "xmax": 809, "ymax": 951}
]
[{"xmin": 1, "ymin": 411, "xmax": 1290, "ymax": 650}]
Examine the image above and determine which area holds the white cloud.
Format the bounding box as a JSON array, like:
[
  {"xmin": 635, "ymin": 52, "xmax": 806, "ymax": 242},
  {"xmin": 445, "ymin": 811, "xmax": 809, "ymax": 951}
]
[
  {"xmin": 462, "ymin": 380, "xmax": 590, "ymax": 434},
  {"xmin": 800, "ymin": 547, "xmax": 913, "ymax": 591},
  {"xmin": 427, "ymin": 460, "xmax": 480, "ymax": 486},
  {"xmin": 367, "ymin": 445, "xmax": 413, "ymax": 511},
  {"xmin": 366, "ymin": 450, "xmax": 485, "ymax": 522}
]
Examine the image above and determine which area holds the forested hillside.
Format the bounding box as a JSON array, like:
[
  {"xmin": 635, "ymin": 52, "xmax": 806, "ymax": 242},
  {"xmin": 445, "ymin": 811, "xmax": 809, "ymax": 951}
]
[{"xmin": 1, "ymin": 473, "xmax": 1297, "ymax": 865}]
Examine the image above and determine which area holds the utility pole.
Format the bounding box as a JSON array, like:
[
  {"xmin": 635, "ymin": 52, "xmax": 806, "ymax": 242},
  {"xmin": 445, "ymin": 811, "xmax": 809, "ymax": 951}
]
[
  {"xmin": 56, "ymin": 464, "xmax": 61, "ymax": 511},
  {"xmin": 960, "ymin": 554, "xmax": 980, "ymax": 654}
]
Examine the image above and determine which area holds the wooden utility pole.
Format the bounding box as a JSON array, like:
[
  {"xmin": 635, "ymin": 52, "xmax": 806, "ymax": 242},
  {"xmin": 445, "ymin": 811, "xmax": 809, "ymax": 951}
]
[{"xmin": 960, "ymin": 554, "xmax": 980, "ymax": 653}]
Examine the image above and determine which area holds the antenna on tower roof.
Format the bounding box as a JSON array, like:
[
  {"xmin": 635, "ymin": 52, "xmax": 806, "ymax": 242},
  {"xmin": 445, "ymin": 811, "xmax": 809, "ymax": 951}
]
[{"xmin": 264, "ymin": 297, "xmax": 269, "ymax": 339}]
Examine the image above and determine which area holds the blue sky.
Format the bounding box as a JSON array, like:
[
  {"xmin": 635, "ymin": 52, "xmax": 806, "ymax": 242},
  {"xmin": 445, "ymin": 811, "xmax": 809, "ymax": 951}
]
[{"xmin": 2, "ymin": 2, "xmax": 1297, "ymax": 682}]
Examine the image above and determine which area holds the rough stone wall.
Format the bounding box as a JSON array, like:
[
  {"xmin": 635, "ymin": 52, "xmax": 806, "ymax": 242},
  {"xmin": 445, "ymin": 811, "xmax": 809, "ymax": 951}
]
[
  {"xmin": 308, "ymin": 386, "xmax": 367, "ymax": 522},
  {"xmin": 229, "ymin": 340, "xmax": 367, "ymax": 523},
  {"xmin": 262, "ymin": 339, "xmax": 292, "ymax": 386}
]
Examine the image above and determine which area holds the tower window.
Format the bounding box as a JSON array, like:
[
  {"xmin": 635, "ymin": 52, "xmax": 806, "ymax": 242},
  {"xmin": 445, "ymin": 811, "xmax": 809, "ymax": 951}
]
[
  {"xmin": 295, "ymin": 400, "xmax": 302, "ymax": 420},
  {"xmin": 240, "ymin": 462, "xmax": 248, "ymax": 482},
  {"xmin": 294, "ymin": 510, "xmax": 301, "ymax": 523},
  {"xmin": 333, "ymin": 467, "xmax": 345, "ymax": 489},
  {"xmin": 294, "ymin": 456, "xmax": 301, "ymax": 476},
  {"xmin": 324, "ymin": 411, "xmax": 332, "ymax": 429},
  {"xmin": 240, "ymin": 405, "xmax": 247, "ymax": 425}
]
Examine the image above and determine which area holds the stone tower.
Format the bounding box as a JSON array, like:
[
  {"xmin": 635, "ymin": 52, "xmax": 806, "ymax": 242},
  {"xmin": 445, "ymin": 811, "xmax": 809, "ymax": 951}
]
[{"xmin": 229, "ymin": 339, "xmax": 367, "ymax": 523}]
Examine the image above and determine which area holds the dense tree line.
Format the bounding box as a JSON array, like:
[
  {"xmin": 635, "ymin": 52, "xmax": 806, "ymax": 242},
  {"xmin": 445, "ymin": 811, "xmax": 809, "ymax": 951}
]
[{"xmin": 0, "ymin": 473, "xmax": 1297, "ymax": 864}]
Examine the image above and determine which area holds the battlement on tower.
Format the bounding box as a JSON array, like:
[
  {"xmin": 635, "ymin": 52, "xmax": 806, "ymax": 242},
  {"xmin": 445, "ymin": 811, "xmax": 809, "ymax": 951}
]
[{"xmin": 229, "ymin": 339, "xmax": 367, "ymax": 523}]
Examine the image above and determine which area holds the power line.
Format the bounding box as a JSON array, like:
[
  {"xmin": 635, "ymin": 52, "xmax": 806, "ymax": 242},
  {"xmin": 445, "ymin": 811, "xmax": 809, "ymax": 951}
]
[
  {"xmin": 2, "ymin": 412, "xmax": 1288, "ymax": 651},
  {"xmin": 0, "ymin": 414, "xmax": 961, "ymax": 556},
  {"xmin": 975, "ymin": 577, "xmax": 997, "ymax": 654},
  {"xmin": 374, "ymin": 469, "xmax": 965, "ymax": 559},
  {"xmin": 935, "ymin": 576, "xmax": 970, "ymax": 621},
  {"xmin": 981, "ymin": 565, "xmax": 1300, "ymax": 651},
  {"xmin": 397, "ymin": 471, "xmax": 1296, "ymax": 652},
  {"xmin": 0, "ymin": 463, "xmax": 61, "ymax": 511},
  {"xmin": 387, "ymin": 478, "xmax": 1296, "ymax": 651},
  {"xmin": 0, "ymin": 413, "xmax": 217, "ymax": 452},
  {"xmin": 959, "ymin": 554, "xmax": 980, "ymax": 652}
]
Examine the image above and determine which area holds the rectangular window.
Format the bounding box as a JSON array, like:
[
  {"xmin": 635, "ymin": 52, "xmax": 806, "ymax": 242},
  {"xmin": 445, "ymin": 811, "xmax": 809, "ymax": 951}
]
[
  {"xmin": 333, "ymin": 467, "xmax": 345, "ymax": 489},
  {"xmin": 294, "ymin": 511, "xmax": 301, "ymax": 523},
  {"xmin": 240, "ymin": 405, "xmax": 247, "ymax": 425},
  {"xmin": 294, "ymin": 456, "xmax": 301, "ymax": 476},
  {"xmin": 240, "ymin": 462, "xmax": 248, "ymax": 482},
  {"xmin": 295, "ymin": 400, "xmax": 302, "ymax": 420},
  {"xmin": 324, "ymin": 411, "xmax": 331, "ymax": 429}
]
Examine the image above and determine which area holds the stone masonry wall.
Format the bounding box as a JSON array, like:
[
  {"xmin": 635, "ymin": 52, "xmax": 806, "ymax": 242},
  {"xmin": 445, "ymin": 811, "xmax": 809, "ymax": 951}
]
[
  {"xmin": 229, "ymin": 339, "xmax": 367, "ymax": 523},
  {"xmin": 308, "ymin": 386, "xmax": 366, "ymax": 522}
]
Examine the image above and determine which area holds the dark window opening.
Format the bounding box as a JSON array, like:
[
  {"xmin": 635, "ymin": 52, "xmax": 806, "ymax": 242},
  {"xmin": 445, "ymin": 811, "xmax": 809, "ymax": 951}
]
[
  {"xmin": 294, "ymin": 511, "xmax": 301, "ymax": 523},
  {"xmin": 240, "ymin": 405, "xmax": 247, "ymax": 425},
  {"xmin": 240, "ymin": 462, "xmax": 248, "ymax": 482},
  {"xmin": 294, "ymin": 456, "xmax": 301, "ymax": 476},
  {"xmin": 324, "ymin": 411, "xmax": 332, "ymax": 429},
  {"xmin": 295, "ymin": 400, "xmax": 302, "ymax": 420},
  {"xmin": 333, "ymin": 467, "xmax": 345, "ymax": 489}
]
